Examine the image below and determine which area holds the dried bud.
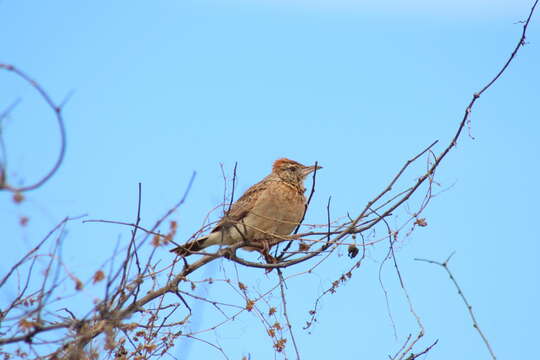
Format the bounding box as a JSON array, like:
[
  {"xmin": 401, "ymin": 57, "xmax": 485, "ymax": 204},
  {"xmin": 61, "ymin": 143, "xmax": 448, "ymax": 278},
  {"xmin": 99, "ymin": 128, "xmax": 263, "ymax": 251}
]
[
  {"xmin": 93, "ymin": 270, "xmax": 105, "ymax": 284},
  {"xmin": 348, "ymin": 244, "xmax": 359, "ymax": 258},
  {"xmin": 13, "ymin": 192, "xmax": 24, "ymax": 204},
  {"xmin": 19, "ymin": 216, "xmax": 29, "ymax": 226},
  {"xmin": 151, "ymin": 235, "xmax": 161, "ymax": 247},
  {"xmin": 74, "ymin": 278, "xmax": 84, "ymax": 291}
]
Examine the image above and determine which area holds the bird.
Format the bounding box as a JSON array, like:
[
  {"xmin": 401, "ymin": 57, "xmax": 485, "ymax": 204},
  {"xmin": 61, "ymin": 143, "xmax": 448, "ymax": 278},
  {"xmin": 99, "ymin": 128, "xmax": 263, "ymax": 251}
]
[{"xmin": 170, "ymin": 158, "xmax": 322, "ymax": 257}]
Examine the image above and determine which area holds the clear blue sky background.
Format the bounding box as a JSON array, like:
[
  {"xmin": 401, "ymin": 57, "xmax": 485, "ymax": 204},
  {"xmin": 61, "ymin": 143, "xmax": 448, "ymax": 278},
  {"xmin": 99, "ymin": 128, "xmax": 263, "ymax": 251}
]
[{"xmin": 1, "ymin": 0, "xmax": 539, "ymax": 359}]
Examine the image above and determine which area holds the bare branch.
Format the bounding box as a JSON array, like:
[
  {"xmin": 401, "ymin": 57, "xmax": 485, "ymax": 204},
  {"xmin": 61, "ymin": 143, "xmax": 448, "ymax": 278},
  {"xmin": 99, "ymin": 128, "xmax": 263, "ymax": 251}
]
[
  {"xmin": 415, "ymin": 254, "xmax": 496, "ymax": 360},
  {"xmin": 0, "ymin": 64, "xmax": 67, "ymax": 192}
]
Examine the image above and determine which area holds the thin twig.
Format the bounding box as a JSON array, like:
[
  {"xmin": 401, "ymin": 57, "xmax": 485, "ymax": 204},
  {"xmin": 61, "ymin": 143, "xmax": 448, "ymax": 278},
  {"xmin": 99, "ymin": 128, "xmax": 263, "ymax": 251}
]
[
  {"xmin": 415, "ymin": 254, "xmax": 496, "ymax": 360},
  {"xmin": 405, "ymin": 339, "xmax": 439, "ymax": 360},
  {"xmin": 82, "ymin": 219, "xmax": 164, "ymax": 237},
  {"xmin": 227, "ymin": 162, "xmax": 238, "ymax": 215},
  {"xmin": 0, "ymin": 216, "xmax": 80, "ymax": 287},
  {"xmin": 277, "ymin": 270, "xmax": 301, "ymax": 360}
]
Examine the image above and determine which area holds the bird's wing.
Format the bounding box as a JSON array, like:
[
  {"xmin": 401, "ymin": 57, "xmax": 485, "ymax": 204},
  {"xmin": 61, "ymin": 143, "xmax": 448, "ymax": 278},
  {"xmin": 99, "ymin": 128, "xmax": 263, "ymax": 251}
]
[{"xmin": 210, "ymin": 179, "xmax": 270, "ymax": 233}]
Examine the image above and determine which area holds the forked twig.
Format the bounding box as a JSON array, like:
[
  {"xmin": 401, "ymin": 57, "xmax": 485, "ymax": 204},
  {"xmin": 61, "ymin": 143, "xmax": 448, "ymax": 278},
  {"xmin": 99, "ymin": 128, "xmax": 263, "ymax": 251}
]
[{"xmin": 415, "ymin": 253, "xmax": 496, "ymax": 360}]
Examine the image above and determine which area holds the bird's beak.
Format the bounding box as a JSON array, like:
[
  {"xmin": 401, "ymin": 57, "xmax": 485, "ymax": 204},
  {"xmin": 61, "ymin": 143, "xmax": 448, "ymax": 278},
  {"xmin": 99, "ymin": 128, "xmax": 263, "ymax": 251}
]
[{"xmin": 302, "ymin": 163, "xmax": 322, "ymax": 177}]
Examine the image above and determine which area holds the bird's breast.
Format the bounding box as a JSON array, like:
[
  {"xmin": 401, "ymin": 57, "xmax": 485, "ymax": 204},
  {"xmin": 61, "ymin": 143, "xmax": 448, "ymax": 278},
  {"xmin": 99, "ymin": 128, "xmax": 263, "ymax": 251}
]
[{"xmin": 245, "ymin": 181, "xmax": 306, "ymax": 237}]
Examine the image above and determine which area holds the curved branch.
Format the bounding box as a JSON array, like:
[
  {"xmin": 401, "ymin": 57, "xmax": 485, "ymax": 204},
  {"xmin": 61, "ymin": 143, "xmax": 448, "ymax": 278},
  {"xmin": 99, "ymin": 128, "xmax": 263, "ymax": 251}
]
[{"xmin": 0, "ymin": 64, "xmax": 66, "ymax": 192}]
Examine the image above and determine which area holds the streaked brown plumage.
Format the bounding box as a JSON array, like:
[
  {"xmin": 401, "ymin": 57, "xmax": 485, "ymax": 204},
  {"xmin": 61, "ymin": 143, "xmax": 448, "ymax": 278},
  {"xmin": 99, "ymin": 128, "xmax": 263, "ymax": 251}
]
[{"xmin": 170, "ymin": 158, "xmax": 321, "ymax": 256}]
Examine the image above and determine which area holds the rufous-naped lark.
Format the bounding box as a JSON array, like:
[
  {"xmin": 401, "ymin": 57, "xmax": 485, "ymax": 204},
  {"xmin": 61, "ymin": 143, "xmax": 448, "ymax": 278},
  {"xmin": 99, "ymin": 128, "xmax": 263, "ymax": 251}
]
[{"xmin": 171, "ymin": 158, "xmax": 321, "ymax": 256}]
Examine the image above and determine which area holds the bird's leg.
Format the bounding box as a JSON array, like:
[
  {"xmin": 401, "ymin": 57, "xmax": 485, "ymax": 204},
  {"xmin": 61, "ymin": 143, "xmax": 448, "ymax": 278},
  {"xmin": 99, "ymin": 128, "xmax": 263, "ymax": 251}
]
[
  {"xmin": 222, "ymin": 246, "xmax": 236, "ymax": 260},
  {"xmin": 260, "ymin": 238, "xmax": 277, "ymax": 265}
]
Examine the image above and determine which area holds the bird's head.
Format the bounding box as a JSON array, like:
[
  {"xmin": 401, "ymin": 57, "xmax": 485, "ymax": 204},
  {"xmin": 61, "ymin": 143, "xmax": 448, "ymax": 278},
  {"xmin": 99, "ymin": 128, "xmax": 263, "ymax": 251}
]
[{"xmin": 272, "ymin": 158, "xmax": 322, "ymax": 185}]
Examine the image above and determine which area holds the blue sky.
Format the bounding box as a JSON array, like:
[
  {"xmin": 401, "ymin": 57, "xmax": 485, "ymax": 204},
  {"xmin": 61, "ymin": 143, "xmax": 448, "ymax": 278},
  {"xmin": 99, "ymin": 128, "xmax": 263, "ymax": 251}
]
[{"xmin": 1, "ymin": 0, "xmax": 539, "ymax": 359}]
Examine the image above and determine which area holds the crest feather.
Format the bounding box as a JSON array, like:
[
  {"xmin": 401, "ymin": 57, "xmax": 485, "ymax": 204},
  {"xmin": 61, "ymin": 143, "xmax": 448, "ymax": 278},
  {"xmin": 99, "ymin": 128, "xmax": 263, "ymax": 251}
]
[{"xmin": 272, "ymin": 158, "xmax": 301, "ymax": 172}]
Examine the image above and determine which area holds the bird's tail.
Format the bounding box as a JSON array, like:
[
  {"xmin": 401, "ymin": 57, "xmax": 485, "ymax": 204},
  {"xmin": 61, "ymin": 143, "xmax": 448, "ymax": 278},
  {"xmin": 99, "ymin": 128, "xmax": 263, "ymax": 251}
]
[{"xmin": 170, "ymin": 236, "xmax": 209, "ymax": 257}]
